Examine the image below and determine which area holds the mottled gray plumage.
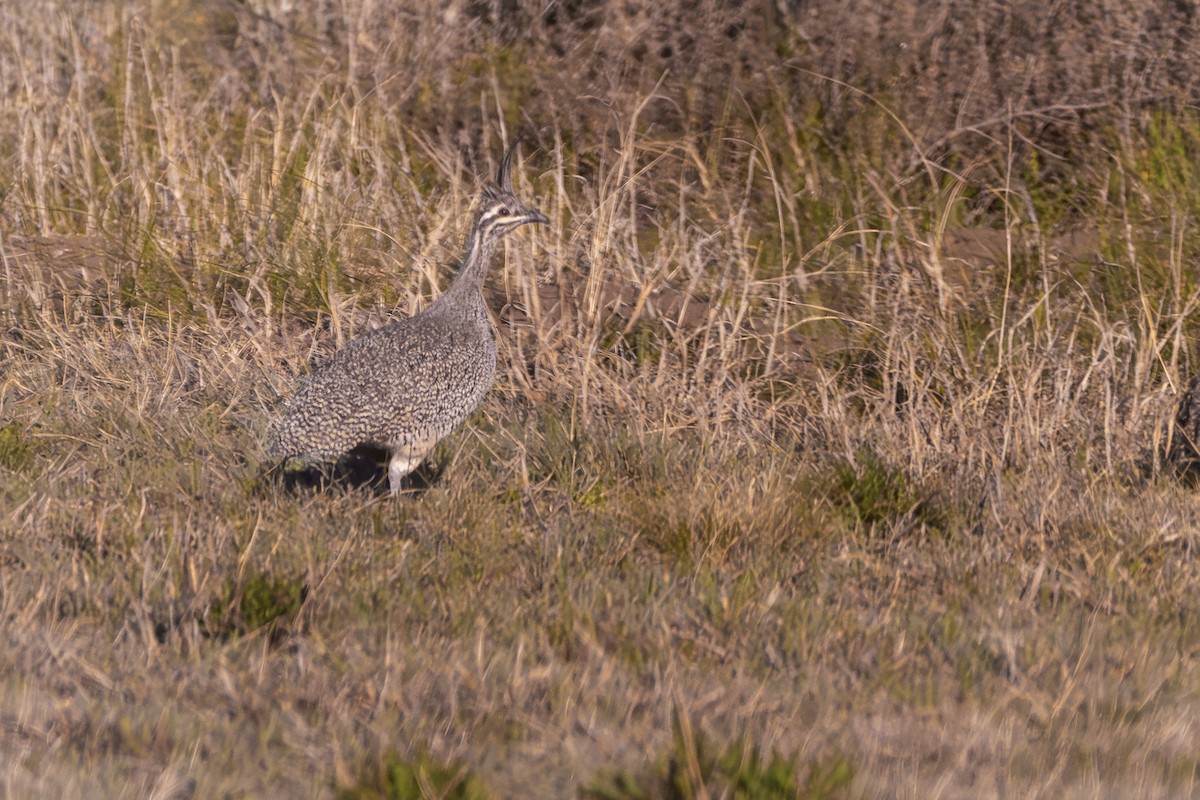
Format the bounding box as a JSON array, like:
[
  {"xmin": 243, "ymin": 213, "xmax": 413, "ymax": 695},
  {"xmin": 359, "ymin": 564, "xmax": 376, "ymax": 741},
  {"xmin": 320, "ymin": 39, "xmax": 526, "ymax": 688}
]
[{"xmin": 266, "ymin": 146, "xmax": 547, "ymax": 493}]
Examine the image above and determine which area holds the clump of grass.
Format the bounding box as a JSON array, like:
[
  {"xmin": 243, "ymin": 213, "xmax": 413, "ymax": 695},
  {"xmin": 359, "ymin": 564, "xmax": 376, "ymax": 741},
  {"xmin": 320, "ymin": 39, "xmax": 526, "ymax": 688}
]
[
  {"xmin": 207, "ymin": 569, "xmax": 306, "ymax": 640},
  {"xmin": 340, "ymin": 750, "xmax": 491, "ymax": 800},
  {"xmin": 583, "ymin": 713, "xmax": 855, "ymax": 800},
  {"xmin": 0, "ymin": 423, "xmax": 34, "ymax": 473},
  {"xmin": 828, "ymin": 449, "xmax": 935, "ymax": 529}
]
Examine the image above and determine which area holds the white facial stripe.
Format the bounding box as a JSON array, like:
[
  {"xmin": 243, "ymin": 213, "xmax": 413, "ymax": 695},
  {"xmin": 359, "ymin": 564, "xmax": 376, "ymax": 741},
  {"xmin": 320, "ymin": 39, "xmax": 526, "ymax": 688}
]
[{"xmin": 481, "ymin": 209, "xmax": 529, "ymax": 228}]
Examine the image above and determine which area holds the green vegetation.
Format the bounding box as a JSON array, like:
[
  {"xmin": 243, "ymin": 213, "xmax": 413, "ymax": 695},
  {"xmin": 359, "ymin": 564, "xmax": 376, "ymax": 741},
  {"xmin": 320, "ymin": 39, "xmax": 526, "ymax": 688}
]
[
  {"xmin": 2, "ymin": 1, "xmax": 1200, "ymax": 798},
  {"xmin": 0, "ymin": 423, "xmax": 34, "ymax": 473},
  {"xmin": 208, "ymin": 569, "xmax": 307, "ymax": 640},
  {"xmin": 829, "ymin": 449, "xmax": 934, "ymax": 529},
  {"xmin": 341, "ymin": 751, "xmax": 491, "ymax": 800},
  {"xmin": 584, "ymin": 715, "xmax": 855, "ymax": 800}
]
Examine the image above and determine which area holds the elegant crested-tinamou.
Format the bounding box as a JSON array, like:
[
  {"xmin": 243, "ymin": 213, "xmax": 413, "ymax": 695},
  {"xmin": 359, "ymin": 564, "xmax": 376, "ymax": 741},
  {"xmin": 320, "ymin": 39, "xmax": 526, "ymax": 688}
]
[{"xmin": 266, "ymin": 145, "xmax": 547, "ymax": 493}]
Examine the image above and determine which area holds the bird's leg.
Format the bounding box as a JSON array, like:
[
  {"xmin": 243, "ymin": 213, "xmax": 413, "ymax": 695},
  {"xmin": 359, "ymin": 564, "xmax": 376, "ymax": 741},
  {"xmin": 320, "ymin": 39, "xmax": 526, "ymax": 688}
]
[{"xmin": 387, "ymin": 444, "xmax": 426, "ymax": 495}]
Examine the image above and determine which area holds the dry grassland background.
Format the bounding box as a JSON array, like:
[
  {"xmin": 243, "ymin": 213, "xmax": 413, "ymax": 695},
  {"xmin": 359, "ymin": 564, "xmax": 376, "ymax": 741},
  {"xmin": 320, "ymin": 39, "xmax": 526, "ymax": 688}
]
[{"xmin": 3, "ymin": 1, "xmax": 1200, "ymax": 797}]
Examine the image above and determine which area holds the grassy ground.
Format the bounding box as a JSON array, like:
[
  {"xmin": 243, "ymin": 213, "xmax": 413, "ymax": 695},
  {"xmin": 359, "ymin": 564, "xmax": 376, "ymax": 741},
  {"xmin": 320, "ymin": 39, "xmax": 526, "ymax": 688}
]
[{"xmin": 3, "ymin": 1, "xmax": 1200, "ymax": 797}]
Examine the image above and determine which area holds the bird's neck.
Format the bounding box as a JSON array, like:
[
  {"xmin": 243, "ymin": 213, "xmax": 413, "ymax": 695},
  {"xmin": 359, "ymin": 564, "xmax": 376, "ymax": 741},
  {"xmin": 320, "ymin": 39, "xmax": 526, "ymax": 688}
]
[{"xmin": 444, "ymin": 223, "xmax": 496, "ymax": 302}]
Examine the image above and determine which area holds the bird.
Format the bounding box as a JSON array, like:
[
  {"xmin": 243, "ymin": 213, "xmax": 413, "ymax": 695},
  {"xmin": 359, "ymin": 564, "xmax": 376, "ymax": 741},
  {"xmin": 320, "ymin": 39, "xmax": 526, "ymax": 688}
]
[{"xmin": 265, "ymin": 144, "xmax": 548, "ymax": 494}]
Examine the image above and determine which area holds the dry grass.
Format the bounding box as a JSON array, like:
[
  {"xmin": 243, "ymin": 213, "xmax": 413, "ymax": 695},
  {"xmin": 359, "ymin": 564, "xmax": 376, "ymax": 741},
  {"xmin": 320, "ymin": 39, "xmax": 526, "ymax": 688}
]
[{"xmin": 3, "ymin": 1, "xmax": 1200, "ymax": 797}]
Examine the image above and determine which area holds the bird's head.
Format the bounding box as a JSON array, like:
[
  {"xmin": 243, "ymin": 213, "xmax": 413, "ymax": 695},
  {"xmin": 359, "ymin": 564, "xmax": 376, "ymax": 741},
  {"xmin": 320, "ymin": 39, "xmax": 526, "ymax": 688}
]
[{"xmin": 475, "ymin": 145, "xmax": 548, "ymax": 236}]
